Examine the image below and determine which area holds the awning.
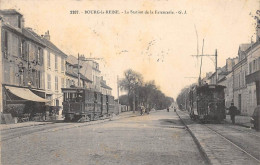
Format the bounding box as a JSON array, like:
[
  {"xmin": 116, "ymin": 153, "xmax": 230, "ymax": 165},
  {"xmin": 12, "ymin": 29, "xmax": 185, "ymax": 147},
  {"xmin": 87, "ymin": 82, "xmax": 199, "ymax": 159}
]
[{"xmin": 5, "ymin": 86, "xmax": 49, "ymax": 102}]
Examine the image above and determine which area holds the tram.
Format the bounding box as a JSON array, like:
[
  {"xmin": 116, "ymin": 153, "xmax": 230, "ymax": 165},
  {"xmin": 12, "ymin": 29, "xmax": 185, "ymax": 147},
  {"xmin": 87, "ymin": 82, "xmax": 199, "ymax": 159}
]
[
  {"xmin": 188, "ymin": 84, "xmax": 226, "ymax": 123},
  {"xmin": 62, "ymin": 87, "xmax": 115, "ymax": 122}
]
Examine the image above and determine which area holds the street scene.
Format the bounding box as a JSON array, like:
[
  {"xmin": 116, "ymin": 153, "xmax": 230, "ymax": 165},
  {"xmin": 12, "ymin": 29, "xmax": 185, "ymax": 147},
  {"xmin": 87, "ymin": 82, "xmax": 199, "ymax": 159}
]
[{"xmin": 1, "ymin": 0, "xmax": 260, "ymax": 164}]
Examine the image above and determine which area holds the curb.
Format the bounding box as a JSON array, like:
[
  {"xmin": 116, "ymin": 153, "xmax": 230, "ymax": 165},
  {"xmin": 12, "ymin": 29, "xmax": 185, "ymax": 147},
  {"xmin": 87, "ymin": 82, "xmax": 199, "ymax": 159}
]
[
  {"xmin": 0, "ymin": 122, "xmax": 55, "ymax": 131},
  {"xmin": 223, "ymin": 120, "xmax": 251, "ymax": 128},
  {"xmin": 176, "ymin": 111, "xmax": 211, "ymax": 165}
]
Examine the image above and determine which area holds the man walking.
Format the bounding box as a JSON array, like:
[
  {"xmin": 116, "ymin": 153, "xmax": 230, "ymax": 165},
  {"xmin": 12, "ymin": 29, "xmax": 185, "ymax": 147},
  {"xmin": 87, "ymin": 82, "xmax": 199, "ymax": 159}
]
[{"xmin": 229, "ymin": 103, "xmax": 238, "ymax": 124}]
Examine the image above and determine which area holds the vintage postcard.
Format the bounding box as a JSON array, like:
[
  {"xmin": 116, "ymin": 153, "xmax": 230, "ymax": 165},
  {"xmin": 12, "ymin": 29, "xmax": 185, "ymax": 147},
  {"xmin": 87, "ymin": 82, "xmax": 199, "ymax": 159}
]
[{"xmin": 0, "ymin": 0, "xmax": 260, "ymax": 164}]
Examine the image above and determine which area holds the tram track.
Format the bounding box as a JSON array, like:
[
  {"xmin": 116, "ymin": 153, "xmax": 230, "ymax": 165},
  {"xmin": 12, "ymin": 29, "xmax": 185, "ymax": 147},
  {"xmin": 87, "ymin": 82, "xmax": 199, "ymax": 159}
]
[
  {"xmin": 177, "ymin": 110, "xmax": 260, "ymax": 164},
  {"xmin": 204, "ymin": 124, "xmax": 260, "ymax": 163}
]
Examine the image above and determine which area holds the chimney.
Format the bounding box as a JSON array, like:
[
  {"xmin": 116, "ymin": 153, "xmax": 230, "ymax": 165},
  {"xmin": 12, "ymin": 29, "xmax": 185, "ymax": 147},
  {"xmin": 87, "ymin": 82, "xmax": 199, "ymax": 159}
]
[
  {"xmin": 226, "ymin": 58, "xmax": 232, "ymax": 72},
  {"xmin": 44, "ymin": 30, "xmax": 50, "ymax": 40}
]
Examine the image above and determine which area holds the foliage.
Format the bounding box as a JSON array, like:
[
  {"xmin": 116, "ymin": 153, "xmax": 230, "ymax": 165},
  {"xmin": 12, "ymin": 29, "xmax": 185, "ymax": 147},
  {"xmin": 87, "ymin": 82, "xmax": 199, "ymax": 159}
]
[
  {"xmin": 119, "ymin": 69, "xmax": 173, "ymax": 110},
  {"xmin": 176, "ymin": 83, "xmax": 197, "ymax": 110}
]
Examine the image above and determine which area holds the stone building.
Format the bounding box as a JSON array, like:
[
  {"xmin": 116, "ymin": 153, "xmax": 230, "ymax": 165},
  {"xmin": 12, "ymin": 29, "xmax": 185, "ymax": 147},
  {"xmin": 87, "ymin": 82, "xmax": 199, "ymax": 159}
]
[
  {"xmin": 245, "ymin": 18, "xmax": 260, "ymax": 115},
  {"xmin": 25, "ymin": 29, "xmax": 68, "ymax": 109},
  {"xmin": 66, "ymin": 55, "xmax": 92, "ymax": 88},
  {"xmin": 233, "ymin": 43, "xmax": 252, "ymax": 115},
  {"xmin": 100, "ymin": 76, "xmax": 112, "ymax": 95},
  {"xmin": 0, "ymin": 9, "xmax": 48, "ymax": 114}
]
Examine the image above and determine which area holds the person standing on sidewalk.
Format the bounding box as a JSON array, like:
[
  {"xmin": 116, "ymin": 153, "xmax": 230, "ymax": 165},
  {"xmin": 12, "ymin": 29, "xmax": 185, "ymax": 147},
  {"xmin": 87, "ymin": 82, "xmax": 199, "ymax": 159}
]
[{"xmin": 229, "ymin": 103, "xmax": 238, "ymax": 124}]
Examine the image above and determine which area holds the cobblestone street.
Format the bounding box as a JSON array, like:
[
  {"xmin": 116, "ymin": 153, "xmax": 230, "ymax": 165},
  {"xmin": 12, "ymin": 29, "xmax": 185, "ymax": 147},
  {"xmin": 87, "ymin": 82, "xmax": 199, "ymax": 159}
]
[{"xmin": 1, "ymin": 111, "xmax": 206, "ymax": 165}]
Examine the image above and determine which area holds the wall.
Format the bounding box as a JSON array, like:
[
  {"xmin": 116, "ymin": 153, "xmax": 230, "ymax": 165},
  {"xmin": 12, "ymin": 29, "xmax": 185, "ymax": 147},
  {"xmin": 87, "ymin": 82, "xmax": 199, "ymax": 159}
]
[
  {"xmin": 225, "ymin": 72, "xmax": 233, "ymax": 108},
  {"xmin": 0, "ymin": 20, "xmax": 2, "ymax": 112},
  {"xmin": 44, "ymin": 48, "xmax": 66, "ymax": 107},
  {"xmin": 233, "ymin": 60, "xmax": 248, "ymax": 115}
]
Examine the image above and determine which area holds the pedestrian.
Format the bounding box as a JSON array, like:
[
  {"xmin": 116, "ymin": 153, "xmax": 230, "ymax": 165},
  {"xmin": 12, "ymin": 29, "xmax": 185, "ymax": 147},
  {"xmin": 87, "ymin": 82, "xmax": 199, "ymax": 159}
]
[{"xmin": 229, "ymin": 103, "xmax": 238, "ymax": 124}]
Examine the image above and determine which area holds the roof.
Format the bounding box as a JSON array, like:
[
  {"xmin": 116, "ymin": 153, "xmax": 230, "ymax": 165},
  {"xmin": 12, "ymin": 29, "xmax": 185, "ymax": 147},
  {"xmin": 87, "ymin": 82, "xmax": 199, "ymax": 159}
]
[
  {"xmin": 67, "ymin": 55, "xmax": 78, "ymax": 65},
  {"xmin": 239, "ymin": 43, "xmax": 253, "ymax": 52},
  {"xmin": 100, "ymin": 81, "xmax": 112, "ymax": 90},
  {"xmin": 218, "ymin": 76, "xmax": 227, "ymax": 83},
  {"xmin": 65, "ymin": 71, "xmax": 92, "ymax": 82},
  {"xmin": 0, "ymin": 9, "xmax": 23, "ymax": 16},
  {"xmin": 25, "ymin": 28, "xmax": 67, "ymax": 57},
  {"xmin": 245, "ymin": 40, "xmax": 260, "ymax": 54},
  {"xmin": 22, "ymin": 28, "xmax": 46, "ymax": 47}
]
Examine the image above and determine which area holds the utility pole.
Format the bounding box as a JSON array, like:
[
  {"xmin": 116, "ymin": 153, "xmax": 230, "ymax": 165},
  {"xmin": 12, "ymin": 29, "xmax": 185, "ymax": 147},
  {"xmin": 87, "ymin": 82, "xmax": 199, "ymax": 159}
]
[
  {"xmin": 215, "ymin": 49, "xmax": 218, "ymax": 85},
  {"xmin": 78, "ymin": 53, "xmax": 80, "ymax": 87},
  {"xmin": 117, "ymin": 75, "xmax": 119, "ymax": 104},
  {"xmin": 191, "ymin": 49, "xmax": 218, "ymax": 85}
]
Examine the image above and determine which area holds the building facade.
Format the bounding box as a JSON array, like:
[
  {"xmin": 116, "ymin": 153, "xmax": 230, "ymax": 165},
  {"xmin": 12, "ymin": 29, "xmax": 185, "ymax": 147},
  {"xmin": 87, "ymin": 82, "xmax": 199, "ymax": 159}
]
[
  {"xmin": 66, "ymin": 55, "xmax": 92, "ymax": 88},
  {"xmin": 100, "ymin": 76, "xmax": 112, "ymax": 95},
  {"xmin": 233, "ymin": 44, "xmax": 251, "ymax": 115},
  {"xmin": 246, "ymin": 41, "xmax": 260, "ymax": 115},
  {"xmin": 0, "ymin": 10, "xmax": 47, "ymax": 114}
]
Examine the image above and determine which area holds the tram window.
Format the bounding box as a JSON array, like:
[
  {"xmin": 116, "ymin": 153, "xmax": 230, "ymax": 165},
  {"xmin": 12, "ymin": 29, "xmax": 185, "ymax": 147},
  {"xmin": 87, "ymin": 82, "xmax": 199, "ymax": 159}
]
[{"xmin": 76, "ymin": 93, "xmax": 83, "ymax": 102}]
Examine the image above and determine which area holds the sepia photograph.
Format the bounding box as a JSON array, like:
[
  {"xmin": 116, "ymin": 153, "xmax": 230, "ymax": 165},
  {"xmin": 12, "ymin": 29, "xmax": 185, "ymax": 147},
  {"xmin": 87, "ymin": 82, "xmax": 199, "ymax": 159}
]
[{"xmin": 0, "ymin": 0, "xmax": 259, "ymax": 164}]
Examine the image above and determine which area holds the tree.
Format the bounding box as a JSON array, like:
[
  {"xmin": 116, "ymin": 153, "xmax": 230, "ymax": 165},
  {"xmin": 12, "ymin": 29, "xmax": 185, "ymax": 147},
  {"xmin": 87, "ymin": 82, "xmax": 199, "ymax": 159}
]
[
  {"xmin": 120, "ymin": 69, "xmax": 174, "ymax": 112},
  {"xmin": 119, "ymin": 69, "xmax": 143, "ymax": 113}
]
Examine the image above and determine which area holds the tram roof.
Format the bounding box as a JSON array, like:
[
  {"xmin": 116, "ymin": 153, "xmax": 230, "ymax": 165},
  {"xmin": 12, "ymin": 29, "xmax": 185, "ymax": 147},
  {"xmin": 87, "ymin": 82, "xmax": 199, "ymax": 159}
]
[{"xmin": 196, "ymin": 84, "xmax": 226, "ymax": 91}]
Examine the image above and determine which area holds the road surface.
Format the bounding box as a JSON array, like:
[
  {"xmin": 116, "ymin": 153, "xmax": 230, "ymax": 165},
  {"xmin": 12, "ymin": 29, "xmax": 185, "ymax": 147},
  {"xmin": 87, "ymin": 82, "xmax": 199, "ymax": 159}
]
[{"xmin": 1, "ymin": 110, "xmax": 206, "ymax": 165}]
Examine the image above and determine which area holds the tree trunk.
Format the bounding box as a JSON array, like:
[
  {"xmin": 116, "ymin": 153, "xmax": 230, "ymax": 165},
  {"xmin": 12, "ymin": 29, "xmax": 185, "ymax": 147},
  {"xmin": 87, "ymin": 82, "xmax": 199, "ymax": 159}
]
[{"xmin": 133, "ymin": 91, "xmax": 135, "ymax": 113}]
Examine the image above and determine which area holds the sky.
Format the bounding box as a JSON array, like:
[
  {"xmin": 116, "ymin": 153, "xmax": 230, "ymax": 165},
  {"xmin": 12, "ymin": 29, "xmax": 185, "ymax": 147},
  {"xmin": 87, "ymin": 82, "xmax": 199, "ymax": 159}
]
[{"xmin": 1, "ymin": 0, "xmax": 259, "ymax": 99}]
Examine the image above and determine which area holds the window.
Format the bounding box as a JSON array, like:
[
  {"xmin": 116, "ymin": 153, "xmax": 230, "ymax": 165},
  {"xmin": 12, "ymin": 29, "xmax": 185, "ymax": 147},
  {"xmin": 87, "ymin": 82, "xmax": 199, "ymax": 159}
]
[
  {"xmin": 37, "ymin": 47, "xmax": 41, "ymax": 64},
  {"xmin": 55, "ymin": 55, "xmax": 58, "ymax": 71},
  {"xmin": 47, "ymin": 74, "xmax": 51, "ymax": 90},
  {"xmin": 18, "ymin": 38, "xmax": 22, "ymax": 57},
  {"xmin": 21, "ymin": 40, "xmax": 28, "ymax": 61},
  {"xmin": 61, "ymin": 58, "xmax": 64, "ymax": 72},
  {"xmin": 55, "ymin": 76, "xmax": 58, "ymax": 91},
  {"xmin": 4, "ymin": 31, "xmax": 8, "ymax": 58},
  {"xmin": 258, "ymin": 57, "xmax": 260, "ymax": 71},
  {"xmin": 249, "ymin": 62, "xmax": 252, "ymax": 74},
  {"xmin": 253, "ymin": 60, "xmax": 257, "ymax": 71},
  {"xmin": 12, "ymin": 34, "xmax": 19, "ymax": 57},
  {"xmin": 66, "ymin": 79, "xmax": 69, "ymax": 88},
  {"xmin": 47, "ymin": 51, "xmax": 51, "ymax": 68},
  {"xmin": 61, "ymin": 78, "xmax": 64, "ymax": 88}
]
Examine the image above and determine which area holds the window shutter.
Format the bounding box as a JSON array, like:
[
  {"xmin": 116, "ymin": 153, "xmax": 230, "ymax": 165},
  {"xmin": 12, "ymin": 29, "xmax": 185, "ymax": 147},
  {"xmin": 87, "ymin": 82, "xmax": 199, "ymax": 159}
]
[
  {"xmin": 18, "ymin": 38, "xmax": 22, "ymax": 58},
  {"xmin": 40, "ymin": 48, "xmax": 43, "ymax": 65},
  {"xmin": 1, "ymin": 30, "xmax": 5, "ymax": 54}
]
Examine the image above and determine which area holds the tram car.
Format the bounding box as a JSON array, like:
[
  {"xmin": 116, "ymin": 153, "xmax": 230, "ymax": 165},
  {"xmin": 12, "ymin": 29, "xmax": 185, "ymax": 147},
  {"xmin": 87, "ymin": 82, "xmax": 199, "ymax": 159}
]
[
  {"xmin": 188, "ymin": 84, "xmax": 226, "ymax": 122},
  {"xmin": 62, "ymin": 87, "xmax": 115, "ymax": 122}
]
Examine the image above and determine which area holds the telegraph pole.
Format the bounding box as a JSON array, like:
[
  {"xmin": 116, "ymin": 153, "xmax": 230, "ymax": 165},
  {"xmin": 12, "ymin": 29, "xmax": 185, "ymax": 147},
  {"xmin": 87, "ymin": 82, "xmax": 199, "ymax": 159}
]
[
  {"xmin": 78, "ymin": 53, "xmax": 81, "ymax": 87},
  {"xmin": 215, "ymin": 49, "xmax": 218, "ymax": 85},
  {"xmin": 191, "ymin": 49, "xmax": 218, "ymax": 85},
  {"xmin": 117, "ymin": 75, "xmax": 119, "ymax": 104}
]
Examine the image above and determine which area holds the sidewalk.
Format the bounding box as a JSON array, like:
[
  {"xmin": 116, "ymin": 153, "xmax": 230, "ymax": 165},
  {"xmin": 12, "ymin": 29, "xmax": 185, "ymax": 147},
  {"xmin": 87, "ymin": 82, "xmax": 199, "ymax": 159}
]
[
  {"xmin": 224, "ymin": 115, "xmax": 252, "ymax": 128},
  {"xmin": 0, "ymin": 111, "xmax": 138, "ymax": 131},
  {"xmin": 176, "ymin": 110, "xmax": 259, "ymax": 165}
]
